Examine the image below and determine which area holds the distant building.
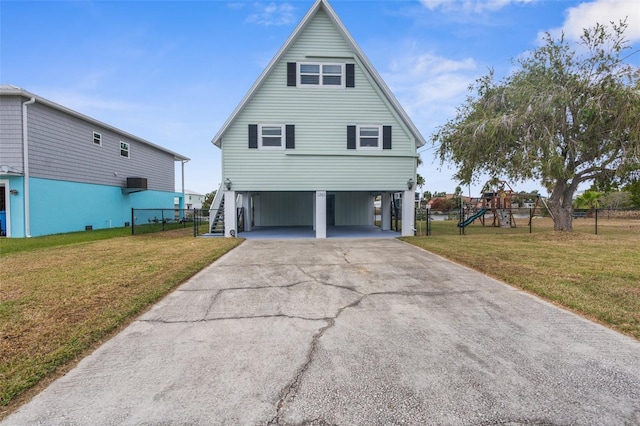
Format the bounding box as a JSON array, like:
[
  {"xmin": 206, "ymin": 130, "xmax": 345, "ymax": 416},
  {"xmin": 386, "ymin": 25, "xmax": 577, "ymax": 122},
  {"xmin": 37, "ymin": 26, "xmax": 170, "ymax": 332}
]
[
  {"xmin": 184, "ymin": 189, "xmax": 205, "ymax": 210},
  {"xmin": 0, "ymin": 85, "xmax": 189, "ymax": 237}
]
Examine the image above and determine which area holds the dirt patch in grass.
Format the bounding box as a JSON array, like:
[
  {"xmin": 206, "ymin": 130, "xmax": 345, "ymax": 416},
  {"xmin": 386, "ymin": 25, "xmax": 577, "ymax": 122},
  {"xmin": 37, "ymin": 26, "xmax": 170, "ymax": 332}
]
[
  {"xmin": 0, "ymin": 231, "xmax": 242, "ymax": 417},
  {"xmin": 401, "ymin": 226, "xmax": 640, "ymax": 340}
]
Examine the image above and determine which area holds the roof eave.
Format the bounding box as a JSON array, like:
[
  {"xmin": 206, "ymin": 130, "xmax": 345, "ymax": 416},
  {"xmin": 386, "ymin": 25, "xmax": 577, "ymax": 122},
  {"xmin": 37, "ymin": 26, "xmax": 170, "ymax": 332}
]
[
  {"xmin": 320, "ymin": 2, "xmax": 426, "ymax": 148},
  {"xmin": 212, "ymin": 0, "xmax": 325, "ymax": 148},
  {"xmin": 0, "ymin": 85, "xmax": 190, "ymax": 161}
]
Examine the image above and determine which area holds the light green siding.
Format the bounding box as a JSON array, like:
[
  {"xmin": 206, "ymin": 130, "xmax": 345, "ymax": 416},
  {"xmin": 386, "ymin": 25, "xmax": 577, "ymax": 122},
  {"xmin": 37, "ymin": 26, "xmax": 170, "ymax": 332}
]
[
  {"xmin": 250, "ymin": 191, "xmax": 373, "ymax": 227},
  {"xmin": 253, "ymin": 192, "xmax": 313, "ymax": 226},
  {"xmin": 334, "ymin": 192, "xmax": 373, "ymax": 225},
  {"xmin": 221, "ymin": 8, "xmax": 417, "ymax": 192}
]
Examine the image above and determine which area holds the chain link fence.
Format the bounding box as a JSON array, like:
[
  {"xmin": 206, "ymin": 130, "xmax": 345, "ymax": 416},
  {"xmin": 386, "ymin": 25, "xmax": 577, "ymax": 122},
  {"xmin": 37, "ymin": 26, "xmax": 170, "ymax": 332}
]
[
  {"xmin": 414, "ymin": 207, "xmax": 640, "ymax": 236},
  {"xmin": 131, "ymin": 208, "xmax": 210, "ymax": 236}
]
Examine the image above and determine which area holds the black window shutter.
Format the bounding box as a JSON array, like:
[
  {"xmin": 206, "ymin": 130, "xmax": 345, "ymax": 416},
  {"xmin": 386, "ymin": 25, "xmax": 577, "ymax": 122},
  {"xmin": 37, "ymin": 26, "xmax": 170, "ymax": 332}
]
[
  {"xmin": 383, "ymin": 126, "xmax": 392, "ymax": 150},
  {"xmin": 286, "ymin": 125, "xmax": 295, "ymax": 149},
  {"xmin": 287, "ymin": 62, "xmax": 297, "ymax": 87},
  {"xmin": 248, "ymin": 124, "xmax": 258, "ymax": 149},
  {"xmin": 346, "ymin": 64, "xmax": 355, "ymax": 88},
  {"xmin": 347, "ymin": 125, "xmax": 356, "ymax": 150}
]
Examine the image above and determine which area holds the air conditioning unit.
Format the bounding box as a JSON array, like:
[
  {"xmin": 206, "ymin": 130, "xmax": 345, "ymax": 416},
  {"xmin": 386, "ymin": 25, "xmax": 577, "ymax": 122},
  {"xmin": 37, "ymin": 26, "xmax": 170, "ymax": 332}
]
[{"xmin": 122, "ymin": 177, "xmax": 148, "ymax": 194}]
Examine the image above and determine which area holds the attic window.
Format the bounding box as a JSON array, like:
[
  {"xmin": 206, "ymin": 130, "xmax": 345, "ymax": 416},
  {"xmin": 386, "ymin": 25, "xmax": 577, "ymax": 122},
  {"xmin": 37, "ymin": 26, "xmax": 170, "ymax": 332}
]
[
  {"xmin": 298, "ymin": 62, "xmax": 344, "ymax": 87},
  {"xmin": 93, "ymin": 131, "xmax": 102, "ymax": 146}
]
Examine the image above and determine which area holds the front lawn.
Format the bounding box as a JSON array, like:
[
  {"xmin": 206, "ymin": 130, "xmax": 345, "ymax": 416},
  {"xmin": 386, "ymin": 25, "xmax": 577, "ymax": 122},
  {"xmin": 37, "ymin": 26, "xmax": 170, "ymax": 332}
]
[
  {"xmin": 402, "ymin": 222, "xmax": 640, "ymax": 340},
  {"xmin": 0, "ymin": 229, "xmax": 242, "ymax": 416}
]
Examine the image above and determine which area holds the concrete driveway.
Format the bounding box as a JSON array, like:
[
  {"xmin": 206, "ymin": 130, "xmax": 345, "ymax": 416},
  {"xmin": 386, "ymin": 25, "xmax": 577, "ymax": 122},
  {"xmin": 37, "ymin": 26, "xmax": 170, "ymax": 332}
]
[{"xmin": 4, "ymin": 239, "xmax": 640, "ymax": 425}]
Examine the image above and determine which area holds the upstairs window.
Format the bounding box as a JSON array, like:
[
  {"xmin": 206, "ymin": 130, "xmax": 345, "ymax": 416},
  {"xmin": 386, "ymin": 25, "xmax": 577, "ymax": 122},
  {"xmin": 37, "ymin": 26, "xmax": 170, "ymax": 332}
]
[
  {"xmin": 93, "ymin": 131, "xmax": 102, "ymax": 146},
  {"xmin": 249, "ymin": 124, "xmax": 295, "ymax": 149},
  {"xmin": 298, "ymin": 63, "xmax": 345, "ymax": 87},
  {"xmin": 259, "ymin": 125, "xmax": 285, "ymax": 149},
  {"xmin": 358, "ymin": 125, "xmax": 381, "ymax": 149},
  {"xmin": 347, "ymin": 125, "xmax": 391, "ymax": 150},
  {"xmin": 120, "ymin": 141, "xmax": 130, "ymax": 158}
]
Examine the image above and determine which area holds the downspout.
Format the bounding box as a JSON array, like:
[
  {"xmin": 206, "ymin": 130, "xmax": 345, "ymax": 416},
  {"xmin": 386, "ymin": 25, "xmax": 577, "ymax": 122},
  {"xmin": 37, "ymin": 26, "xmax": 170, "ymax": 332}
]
[
  {"xmin": 181, "ymin": 159, "xmax": 188, "ymax": 209},
  {"xmin": 22, "ymin": 96, "xmax": 36, "ymax": 237}
]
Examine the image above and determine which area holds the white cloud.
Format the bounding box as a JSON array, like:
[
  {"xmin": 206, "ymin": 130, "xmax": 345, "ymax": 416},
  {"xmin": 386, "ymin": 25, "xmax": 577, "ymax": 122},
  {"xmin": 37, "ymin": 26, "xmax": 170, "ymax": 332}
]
[
  {"xmin": 421, "ymin": 0, "xmax": 536, "ymax": 14},
  {"xmin": 383, "ymin": 50, "xmax": 478, "ymax": 137},
  {"xmin": 246, "ymin": 2, "xmax": 296, "ymax": 26},
  {"xmin": 547, "ymin": 0, "xmax": 640, "ymax": 42}
]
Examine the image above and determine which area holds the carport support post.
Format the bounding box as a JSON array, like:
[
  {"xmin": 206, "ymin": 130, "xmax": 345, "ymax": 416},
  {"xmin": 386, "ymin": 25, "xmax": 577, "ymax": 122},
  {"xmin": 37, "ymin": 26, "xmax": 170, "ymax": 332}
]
[
  {"xmin": 315, "ymin": 191, "xmax": 326, "ymax": 239},
  {"xmin": 224, "ymin": 190, "xmax": 236, "ymax": 237},
  {"xmin": 402, "ymin": 189, "xmax": 415, "ymax": 236},
  {"xmin": 381, "ymin": 193, "xmax": 391, "ymax": 231},
  {"xmin": 242, "ymin": 192, "xmax": 251, "ymax": 232}
]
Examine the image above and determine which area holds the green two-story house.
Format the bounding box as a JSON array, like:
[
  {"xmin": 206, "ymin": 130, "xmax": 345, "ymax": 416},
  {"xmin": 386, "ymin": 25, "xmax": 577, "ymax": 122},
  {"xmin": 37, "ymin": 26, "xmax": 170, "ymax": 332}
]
[{"xmin": 211, "ymin": 0, "xmax": 425, "ymax": 238}]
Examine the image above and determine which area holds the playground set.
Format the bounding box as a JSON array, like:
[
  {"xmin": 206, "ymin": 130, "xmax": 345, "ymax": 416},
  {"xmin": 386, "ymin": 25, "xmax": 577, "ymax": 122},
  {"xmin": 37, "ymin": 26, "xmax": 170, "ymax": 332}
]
[{"xmin": 457, "ymin": 180, "xmax": 552, "ymax": 229}]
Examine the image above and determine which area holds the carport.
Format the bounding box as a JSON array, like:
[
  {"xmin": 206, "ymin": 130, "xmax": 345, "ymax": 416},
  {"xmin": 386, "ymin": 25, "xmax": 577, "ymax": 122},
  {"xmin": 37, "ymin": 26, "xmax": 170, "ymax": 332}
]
[{"xmin": 238, "ymin": 225, "xmax": 401, "ymax": 239}]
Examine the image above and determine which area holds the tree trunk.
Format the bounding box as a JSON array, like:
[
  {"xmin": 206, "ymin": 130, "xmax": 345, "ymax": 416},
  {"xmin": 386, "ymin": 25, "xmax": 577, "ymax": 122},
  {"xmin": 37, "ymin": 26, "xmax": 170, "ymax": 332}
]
[
  {"xmin": 548, "ymin": 182, "xmax": 576, "ymax": 231},
  {"xmin": 550, "ymin": 204, "xmax": 573, "ymax": 231}
]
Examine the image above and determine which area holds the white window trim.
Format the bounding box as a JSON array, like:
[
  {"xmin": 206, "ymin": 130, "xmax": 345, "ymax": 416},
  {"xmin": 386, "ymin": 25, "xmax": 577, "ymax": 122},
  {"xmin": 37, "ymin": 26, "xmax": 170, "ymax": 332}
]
[
  {"xmin": 297, "ymin": 62, "xmax": 345, "ymax": 88},
  {"xmin": 258, "ymin": 124, "xmax": 285, "ymax": 150},
  {"xmin": 120, "ymin": 141, "xmax": 130, "ymax": 158},
  {"xmin": 356, "ymin": 124, "xmax": 383, "ymax": 150},
  {"xmin": 93, "ymin": 131, "xmax": 102, "ymax": 146}
]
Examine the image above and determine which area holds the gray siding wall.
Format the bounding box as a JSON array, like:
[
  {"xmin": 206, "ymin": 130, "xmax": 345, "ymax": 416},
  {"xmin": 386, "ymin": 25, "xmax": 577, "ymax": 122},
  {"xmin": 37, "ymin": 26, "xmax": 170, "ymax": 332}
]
[
  {"xmin": 0, "ymin": 96, "xmax": 176, "ymax": 192},
  {"xmin": 221, "ymin": 8, "xmax": 416, "ymax": 192},
  {"xmin": 28, "ymin": 102, "xmax": 175, "ymax": 191},
  {"xmin": 0, "ymin": 95, "xmax": 25, "ymax": 171}
]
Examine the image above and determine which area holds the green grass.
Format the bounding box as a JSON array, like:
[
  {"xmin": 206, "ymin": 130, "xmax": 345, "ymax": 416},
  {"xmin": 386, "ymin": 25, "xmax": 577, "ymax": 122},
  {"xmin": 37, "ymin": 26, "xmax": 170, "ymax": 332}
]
[
  {"xmin": 0, "ymin": 227, "xmax": 132, "ymax": 255},
  {"xmin": 402, "ymin": 218, "xmax": 640, "ymax": 340},
  {"xmin": 415, "ymin": 213, "xmax": 640, "ymax": 236},
  {"xmin": 0, "ymin": 228, "xmax": 242, "ymax": 416}
]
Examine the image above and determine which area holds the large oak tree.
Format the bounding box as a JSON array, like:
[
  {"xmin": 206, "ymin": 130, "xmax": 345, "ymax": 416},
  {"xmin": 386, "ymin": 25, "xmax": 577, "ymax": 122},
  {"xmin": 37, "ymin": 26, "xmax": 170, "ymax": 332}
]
[{"xmin": 432, "ymin": 21, "xmax": 640, "ymax": 230}]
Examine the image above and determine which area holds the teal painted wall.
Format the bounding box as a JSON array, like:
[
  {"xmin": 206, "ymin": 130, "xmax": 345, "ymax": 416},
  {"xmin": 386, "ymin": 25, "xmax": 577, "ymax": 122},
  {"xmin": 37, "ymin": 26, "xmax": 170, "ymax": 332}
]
[
  {"xmin": 7, "ymin": 177, "xmax": 178, "ymax": 237},
  {"xmin": 2, "ymin": 176, "xmax": 25, "ymax": 237}
]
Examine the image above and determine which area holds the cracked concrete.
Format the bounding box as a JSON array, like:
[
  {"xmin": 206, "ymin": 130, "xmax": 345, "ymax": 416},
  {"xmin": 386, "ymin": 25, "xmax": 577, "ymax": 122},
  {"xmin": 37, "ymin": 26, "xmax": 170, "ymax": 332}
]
[{"xmin": 4, "ymin": 239, "xmax": 640, "ymax": 425}]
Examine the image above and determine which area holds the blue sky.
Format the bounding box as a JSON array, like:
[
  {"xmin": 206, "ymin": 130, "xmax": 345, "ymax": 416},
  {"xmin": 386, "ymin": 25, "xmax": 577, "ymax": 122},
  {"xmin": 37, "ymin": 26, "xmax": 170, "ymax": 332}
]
[{"xmin": 2, "ymin": 0, "xmax": 639, "ymax": 197}]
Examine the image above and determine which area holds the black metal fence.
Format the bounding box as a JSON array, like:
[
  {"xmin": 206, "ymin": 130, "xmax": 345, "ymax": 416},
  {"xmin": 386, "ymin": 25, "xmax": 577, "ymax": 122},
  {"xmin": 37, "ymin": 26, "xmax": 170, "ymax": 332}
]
[
  {"xmin": 193, "ymin": 209, "xmax": 210, "ymax": 236},
  {"xmin": 415, "ymin": 207, "xmax": 640, "ymax": 236},
  {"xmin": 131, "ymin": 208, "xmax": 210, "ymax": 236}
]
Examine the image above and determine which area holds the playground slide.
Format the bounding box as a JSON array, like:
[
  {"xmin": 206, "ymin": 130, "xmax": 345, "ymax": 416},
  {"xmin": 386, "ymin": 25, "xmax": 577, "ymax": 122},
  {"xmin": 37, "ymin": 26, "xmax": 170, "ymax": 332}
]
[{"xmin": 457, "ymin": 208, "xmax": 488, "ymax": 228}]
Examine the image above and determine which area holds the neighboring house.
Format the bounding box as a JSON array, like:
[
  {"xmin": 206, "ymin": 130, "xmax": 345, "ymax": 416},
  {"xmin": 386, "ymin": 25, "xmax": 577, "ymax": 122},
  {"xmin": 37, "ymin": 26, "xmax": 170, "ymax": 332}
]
[
  {"xmin": 0, "ymin": 85, "xmax": 189, "ymax": 238},
  {"xmin": 184, "ymin": 189, "xmax": 205, "ymax": 210},
  {"xmin": 210, "ymin": 0, "xmax": 425, "ymax": 238}
]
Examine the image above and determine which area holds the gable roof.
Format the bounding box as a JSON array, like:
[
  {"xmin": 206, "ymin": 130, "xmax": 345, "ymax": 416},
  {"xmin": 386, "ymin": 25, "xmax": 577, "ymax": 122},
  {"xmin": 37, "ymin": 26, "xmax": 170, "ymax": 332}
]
[
  {"xmin": 211, "ymin": 0, "xmax": 426, "ymax": 149},
  {"xmin": 0, "ymin": 84, "xmax": 190, "ymax": 162}
]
